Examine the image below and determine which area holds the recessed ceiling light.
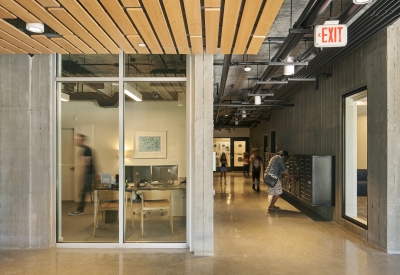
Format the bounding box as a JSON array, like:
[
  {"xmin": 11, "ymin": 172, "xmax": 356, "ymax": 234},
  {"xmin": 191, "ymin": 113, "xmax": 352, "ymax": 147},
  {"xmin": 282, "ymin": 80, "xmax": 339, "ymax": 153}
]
[
  {"xmin": 26, "ymin": 22, "xmax": 44, "ymax": 33},
  {"xmin": 138, "ymin": 43, "xmax": 146, "ymax": 47}
]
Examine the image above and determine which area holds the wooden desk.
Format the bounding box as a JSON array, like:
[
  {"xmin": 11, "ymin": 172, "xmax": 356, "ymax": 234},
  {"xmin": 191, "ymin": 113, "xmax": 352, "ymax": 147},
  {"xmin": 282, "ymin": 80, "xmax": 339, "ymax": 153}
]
[{"xmin": 93, "ymin": 183, "xmax": 187, "ymax": 231}]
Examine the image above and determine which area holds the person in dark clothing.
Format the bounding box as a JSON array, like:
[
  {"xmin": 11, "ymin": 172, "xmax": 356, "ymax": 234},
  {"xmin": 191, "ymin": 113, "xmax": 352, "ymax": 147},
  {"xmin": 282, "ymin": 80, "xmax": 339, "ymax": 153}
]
[
  {"xmin": 250, "ymin": 148, "xmax": 263, "ymax": 192},
  {"xmin": 69, "ymin": 134, "xmax": 94, "ymax": 216},
  {"xmin": 242, "ymin": 152, "xmax": 250, "ymax": 178},
  {"xmin": 220, "ymin": 152, "xmax": 228, "ymax": 183}
]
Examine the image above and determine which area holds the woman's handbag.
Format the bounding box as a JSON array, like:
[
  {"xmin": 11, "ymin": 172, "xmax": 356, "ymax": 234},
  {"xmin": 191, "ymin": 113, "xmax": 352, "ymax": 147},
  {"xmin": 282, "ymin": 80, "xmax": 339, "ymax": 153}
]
[{"xmin": 264, "ymin": 174, "xmax": 278, "ymax": 187}]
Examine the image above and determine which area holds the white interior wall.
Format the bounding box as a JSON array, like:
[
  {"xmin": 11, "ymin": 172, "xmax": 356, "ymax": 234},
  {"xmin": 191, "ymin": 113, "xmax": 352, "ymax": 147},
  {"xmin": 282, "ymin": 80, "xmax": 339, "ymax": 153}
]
[
  {"xmin": 61, "ymin": 101, "xmax": 186, "ymax": 179},
  {"xmin": 357, "ymin": 115, "xmax": 367, "ymax": 169}
]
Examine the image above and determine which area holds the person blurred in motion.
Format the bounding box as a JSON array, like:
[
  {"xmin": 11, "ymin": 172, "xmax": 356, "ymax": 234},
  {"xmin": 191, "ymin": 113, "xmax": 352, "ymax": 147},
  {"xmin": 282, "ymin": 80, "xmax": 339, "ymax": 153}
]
[
  {"xmin": 242, "ymin": 152, "xmax": 250, "ymax": 178},
  {"xmin": 69, "ymin": 134, "xmax": 94, "ymax": 216}
]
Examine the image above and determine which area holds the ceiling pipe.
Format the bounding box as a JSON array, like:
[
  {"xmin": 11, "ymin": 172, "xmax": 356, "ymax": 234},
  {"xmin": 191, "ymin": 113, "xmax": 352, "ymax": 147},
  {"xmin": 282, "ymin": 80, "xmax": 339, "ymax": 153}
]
[
  {"xmin": 277, "ymin": 0, "xmax": 400, "ymax": 99},
  {"xmin": 296, "ymin": 2, "xmax": 364, "ymax": 62},
  {"xmin": 251, "ymin": 0, "xmax": 333, "ymax": 96},
  {"xmin": 215, "ymin": 54, "xmax": 232, "ymax": 123}
]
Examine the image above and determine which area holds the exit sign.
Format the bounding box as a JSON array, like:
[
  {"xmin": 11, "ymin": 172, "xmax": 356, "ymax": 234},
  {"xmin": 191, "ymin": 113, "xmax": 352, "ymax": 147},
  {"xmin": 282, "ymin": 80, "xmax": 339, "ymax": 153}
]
[{"xmin": 314, "ymin": 22, "xmax": 347, "ymax": 47}]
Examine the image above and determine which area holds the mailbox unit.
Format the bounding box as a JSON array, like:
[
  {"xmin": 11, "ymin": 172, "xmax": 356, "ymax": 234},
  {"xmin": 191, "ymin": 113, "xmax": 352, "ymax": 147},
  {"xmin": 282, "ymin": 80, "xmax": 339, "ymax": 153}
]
[{"xmin": 265, "ymin": 153, "xmax": 334, "ymax": 207}]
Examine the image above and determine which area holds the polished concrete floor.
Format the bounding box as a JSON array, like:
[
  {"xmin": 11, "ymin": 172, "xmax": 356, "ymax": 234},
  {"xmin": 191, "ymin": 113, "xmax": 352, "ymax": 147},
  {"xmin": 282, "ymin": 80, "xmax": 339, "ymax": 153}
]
[{"xmin": 1, "ymin": 173, "xmax": 400, "ymax": 275}]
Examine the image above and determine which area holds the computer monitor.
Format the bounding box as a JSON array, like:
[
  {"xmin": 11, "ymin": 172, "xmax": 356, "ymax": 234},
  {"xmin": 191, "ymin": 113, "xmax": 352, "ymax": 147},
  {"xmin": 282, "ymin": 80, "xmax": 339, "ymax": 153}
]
[
  {"xmin": 125, "ymin": 166, "xmax": 151, "ymax": 183},
  {"xmin": 152, "ymin": 165, "xmax": 178, "ymax": 184},
  {"xmin": 98, "ymin": 173, "xmax": 112, "ymax": 184}
]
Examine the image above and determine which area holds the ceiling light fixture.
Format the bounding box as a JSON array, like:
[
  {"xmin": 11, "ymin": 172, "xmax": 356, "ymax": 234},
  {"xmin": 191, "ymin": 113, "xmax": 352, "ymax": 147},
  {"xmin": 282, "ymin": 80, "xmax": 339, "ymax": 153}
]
[
  {"xmin": 247, "ymin": 93, "xmax": 275, "ymax": 97},
  {"xmin": 61, "ymin": 92, "xmax": 70, "ymax": 102},
  {"xmin": 254, "ymin": 96, "xmax": 261, "ymax": 105},
  {"xmin": 242, "ymin": 110, "xmax": 247, "ymax": 118},
  {"xmin": 124, "ymin": 83, "xmax": 142, "ymax": 101},
  {"xmin": 138, "ymin": 43, "xmax": 146, "ymax": 47},
  {"xmin": 244, "ymin": 65, "xmax": 251, "ymax": 72},
  {"xmin": 353, "ymin": 0, "xmax": 373, "ymax": 4},
  {"xmin": 26, "ymin": 22, "xmax": 44, "ymax": 33},
  {"xmin": 284, "ymin": 56, "xmax": 295, "ymax": 75},
  {"xmin": 235, "ymin": 120, "xmax": 239, "ymax": 126}
]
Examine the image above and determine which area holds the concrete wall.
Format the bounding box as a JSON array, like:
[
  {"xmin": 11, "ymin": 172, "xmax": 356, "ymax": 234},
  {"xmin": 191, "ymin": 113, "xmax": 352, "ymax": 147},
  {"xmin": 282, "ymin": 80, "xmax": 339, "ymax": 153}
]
[
  {"xmin": 386, "ymin": 25, "xmax": 400, "ymax": 254},
  {"xmin": 250, "ymin": 28, "xmax": 398, "ymax": 252},
  {"xmin": 0, "ymin": 55, "xmax": 53, "ymax": 248}
]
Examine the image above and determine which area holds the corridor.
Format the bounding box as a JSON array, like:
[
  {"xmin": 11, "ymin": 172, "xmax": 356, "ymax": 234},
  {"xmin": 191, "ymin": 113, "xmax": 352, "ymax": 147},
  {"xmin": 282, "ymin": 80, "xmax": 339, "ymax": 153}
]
[{"xmin": 0, "ymin": 173, "xmax": 399, "ymax": 274}]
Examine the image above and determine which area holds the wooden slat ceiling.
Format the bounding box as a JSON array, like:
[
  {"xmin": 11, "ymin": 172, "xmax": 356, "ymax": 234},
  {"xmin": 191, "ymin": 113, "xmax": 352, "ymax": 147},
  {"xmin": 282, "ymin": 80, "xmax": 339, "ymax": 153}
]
[{"xmin": 0, "ymin": 0, "xmax": 284, "ymax": 55}]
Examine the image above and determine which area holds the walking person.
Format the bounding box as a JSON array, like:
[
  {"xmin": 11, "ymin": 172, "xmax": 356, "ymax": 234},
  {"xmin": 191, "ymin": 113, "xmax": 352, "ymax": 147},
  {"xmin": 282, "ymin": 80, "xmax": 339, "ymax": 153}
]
[
  {"xmin": 220, "ymin": 152, "xmax": 228, "ymax": 183},
  {"xmin": 264, "ymin": 150, "xmax": 294, "ymax": 211},
  {"xmin": 242, "ymin": 152, "xmax": 250, "ymax": 177},
  {"xmin": 69, "ymin": 134, "xmax": 94, "ymax": 216},
  {"xmin": 250, "ymin": 148, "xmax": 263, "ymax": 192}
]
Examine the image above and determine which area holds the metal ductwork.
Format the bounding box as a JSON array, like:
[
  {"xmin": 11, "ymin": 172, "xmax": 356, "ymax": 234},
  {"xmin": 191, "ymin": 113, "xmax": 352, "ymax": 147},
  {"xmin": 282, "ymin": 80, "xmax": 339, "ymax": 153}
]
[
  {"xmin": 276, "ymin": 0, "xmax": 400, "ymax": 99},
  {"xmin": 251, "ymin": 0, "xmax": 333, "ymax": 95},
  {"xmin": 215, "ymin": 54, "xmax": 232, "ymax": 123}
]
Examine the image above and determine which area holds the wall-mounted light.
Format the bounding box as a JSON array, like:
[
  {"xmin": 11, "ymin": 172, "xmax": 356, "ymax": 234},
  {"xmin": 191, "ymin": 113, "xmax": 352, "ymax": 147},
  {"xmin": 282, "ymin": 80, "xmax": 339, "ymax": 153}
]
[
  {"xmin": 26, "ymin": 22, "xmax": 44, "ymax": 33},
  {"xmin": 124, "ymin": 83, "xmax": 142, "ymax": 101},
  {"xmin": 353, "ymin": 0, "xmax": 373, "ymax": 4},
  {"xmin": 254, "ymin": 96, "xmax": 261, "ymax": 105},
  {"xmin": 61, "ymin": 92, "xmax": 70, "ymax": 102}
]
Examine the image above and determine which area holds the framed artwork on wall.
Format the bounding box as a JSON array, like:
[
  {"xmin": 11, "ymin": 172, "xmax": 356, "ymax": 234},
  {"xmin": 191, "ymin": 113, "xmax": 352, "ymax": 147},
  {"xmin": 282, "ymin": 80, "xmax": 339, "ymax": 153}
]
[{"xmin": 134, "ymin": 131, "xmax": 166, "ymax": 158}]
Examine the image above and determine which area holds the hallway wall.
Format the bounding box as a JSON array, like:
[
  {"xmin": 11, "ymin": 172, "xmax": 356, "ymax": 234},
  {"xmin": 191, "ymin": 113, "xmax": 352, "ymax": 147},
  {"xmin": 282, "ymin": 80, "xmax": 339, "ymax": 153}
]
[
  {"xmin": 0, "ymin": 55, "xmax": 53, "ymax": 248},
  {"xmin": 250, "ymin": 29, "xmax": 394, "ymax": 251}
]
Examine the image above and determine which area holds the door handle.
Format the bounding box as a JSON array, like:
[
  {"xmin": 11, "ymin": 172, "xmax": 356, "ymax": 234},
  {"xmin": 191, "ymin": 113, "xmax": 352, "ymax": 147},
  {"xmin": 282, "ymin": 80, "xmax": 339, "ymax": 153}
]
[{"xmin": 70, "ymin": 167, "xmax": 74, "ymax": 171}]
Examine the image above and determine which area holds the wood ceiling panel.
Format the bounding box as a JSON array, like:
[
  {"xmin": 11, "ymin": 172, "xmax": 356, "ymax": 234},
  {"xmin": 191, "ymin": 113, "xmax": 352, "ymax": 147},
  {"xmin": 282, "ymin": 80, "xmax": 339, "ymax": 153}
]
[
  {"xmin": 0, "ymin": 29, "xmax": 41, "ymax": 54},
  {"xmin": 36, "ymin": 0, "xmax": 60, "ymax": 7},
  {"xmin": 205, "ymin": 8, "xmax": 220, "ymax": 54},
  {"xmin": 98, "ymin": 0, "xmax": 137, "ymax": 35},
  {"xmin": 126, "ymin": 35, "xmax": 149, "ymax": 54},
  {"xmin": 183, "ymin": 0, "xmax": 202, "ymax": 36},
  {"xmin": 0, "ymin": 6, "xmax": 16, "ymax": 19},
  {"xmin": 51, "ymin": 37, "xmax": 82, "ymax": 54},
  {"xmin": 161, "ymin": 0, "xmax": 189, "ymax": 54},
  {"xmin": 204, "ymin": 0, "xmax": 221, "ymax": 7},
  {"xmin": 0, "ymin": 45, "xmax": 14, "ymax": 54},
  {"xmin": 246, "ymin": 35, "xmax": 265, "ymax": 55},
  {"xmin": 233, "ymin": 0, "xmax": 263, "ymax": 54},
  {"xmin": 126, "ymin": 8, "xmax": 163, "ymax": 54},
  {"xmin": 141, "ymin": 0, "xmax": 176, "ymax": 54},
  {"xmin": 47, "ymin": 7, "xmax": 111, "ymax": 54},
  {"xmin": 63, "ymin": 35, "xmax": 95, "ymax": 54},
  {"xmin": 0, "ymin": 1, "xmax": 40, "ymax": 23},
  {"xmin": 0, "ymin": 19, "xmax": 53, "ymax": 53},
  {"xmin": 0, "ymin": 38, "xmax": 28, "ymax": 54},
  {"xmin": 121, "ymin": 0, "xmax": 140, "ymax": 7},
  {"xmin": 219, "ymin": 0, "xmax": 241, "ymax": 54},
  {"xmin": 253, "ymin": 0, "xmax": 284, "ymax": 36},
  {"xmin": 14, "ymin": 0, "xmax": 72, "ymax": 36},
  {"xmin": 31, "ymin": 34, "xmax": 68, "ymax": 54},
  {"xmin": 190, "ymin": 36, "xmax": 203, "ymax": 54},
  {"xmin": 78, "ymin": 0, "xmax": 137, "ymax": 54}
]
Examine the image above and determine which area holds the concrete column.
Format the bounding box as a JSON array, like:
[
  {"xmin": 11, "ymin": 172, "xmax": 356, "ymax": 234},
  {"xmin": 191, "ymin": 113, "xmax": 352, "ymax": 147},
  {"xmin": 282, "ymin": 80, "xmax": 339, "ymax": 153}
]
[
  {"xmin": 0, "ymin": 54, "xmax": 53, "ymax": 248},
  {"xmin": 386, "ymin": 24, "xmax": 400, "ymax": 254},
  {"xmin": 187, "ymin": 54, "xmax": 214, "ymax": 255}
]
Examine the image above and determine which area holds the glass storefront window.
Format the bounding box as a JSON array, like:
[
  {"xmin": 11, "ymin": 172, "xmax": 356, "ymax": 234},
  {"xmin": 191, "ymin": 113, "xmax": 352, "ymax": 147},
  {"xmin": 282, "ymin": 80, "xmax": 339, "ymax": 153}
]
[
  {"xmin": 124, "ymin": 54, "xmax": 186, "ymax": 77},
  {"xmin": 124, "ymin": 82, "xmax": 186, "ymax": 242},
  {"xmin": 343, "ymin": 89, "xmax": 368, "ymax": 227},
  {"xmin": 58, "ymin": 54, "xmax": 119, "ymax": 77},
  {"xmin": 56, "ymin": 53, "xmax": 187, "ymax": 244},
  {"xmin": 57, "ymin": 81, "xmax": 120, "ymax": 242}
]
